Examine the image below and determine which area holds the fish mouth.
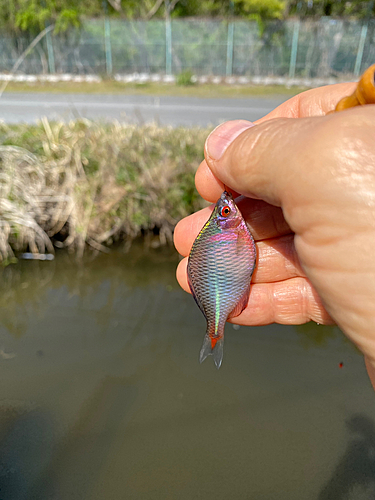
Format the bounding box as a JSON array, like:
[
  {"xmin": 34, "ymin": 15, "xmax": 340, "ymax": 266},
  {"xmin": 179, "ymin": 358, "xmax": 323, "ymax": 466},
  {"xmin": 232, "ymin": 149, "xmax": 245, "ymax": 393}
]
[{"xmin": 221, "ymin": 190, "xmax": 233, "ymax": 200}]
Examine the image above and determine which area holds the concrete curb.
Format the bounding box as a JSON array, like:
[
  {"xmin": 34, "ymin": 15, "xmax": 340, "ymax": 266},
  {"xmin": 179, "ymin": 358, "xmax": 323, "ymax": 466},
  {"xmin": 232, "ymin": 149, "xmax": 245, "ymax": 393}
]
[{"xmin": 0, "ymin": 72, "xmax": 355, "ymax": 88}]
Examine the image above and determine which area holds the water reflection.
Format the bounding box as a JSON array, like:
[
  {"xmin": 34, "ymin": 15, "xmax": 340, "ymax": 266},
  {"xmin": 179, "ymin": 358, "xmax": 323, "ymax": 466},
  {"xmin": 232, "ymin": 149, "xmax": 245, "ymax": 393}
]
[
  {"xmin": 0, "ymin": 244, "xmax": 179, "ymax": 338},
  {"xmin": 294, "ymin": 322, "xmax": 355, "ymax": 350},
  {"xmin": 0, "ymin": 247, "xmax": 374, "ymax": 499},
  {"xmin": 0, "ymin": 245, "xmax": 350, "ymax": 350}
]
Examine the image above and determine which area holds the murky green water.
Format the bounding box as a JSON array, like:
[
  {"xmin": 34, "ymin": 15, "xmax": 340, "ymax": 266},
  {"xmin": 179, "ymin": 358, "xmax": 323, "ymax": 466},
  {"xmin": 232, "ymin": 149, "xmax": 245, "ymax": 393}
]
[{"xmin": 0, "ymin": 245, "xmax": 374, "ymax": 500}]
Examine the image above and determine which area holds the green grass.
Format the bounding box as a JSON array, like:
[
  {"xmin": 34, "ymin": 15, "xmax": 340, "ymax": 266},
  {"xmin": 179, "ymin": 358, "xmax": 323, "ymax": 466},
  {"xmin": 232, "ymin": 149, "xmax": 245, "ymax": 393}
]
[{"xmin": 3, "ymin": 80, "xmax": 308, "ymax": 98}]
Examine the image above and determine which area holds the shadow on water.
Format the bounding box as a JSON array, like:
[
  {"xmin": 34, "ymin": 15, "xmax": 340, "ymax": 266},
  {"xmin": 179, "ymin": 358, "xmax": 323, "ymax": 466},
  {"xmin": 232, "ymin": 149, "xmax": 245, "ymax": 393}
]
[
  {"xmin": 0, "ymin": 405, "xmax": 54, "ymax": 500},
  {"xmin": 27, "ymin": 377, "xmax": 139, "ymax": 500},
  {"xmin": 319, "ymin": 415, "xmax": 375, "ymax": 500}
]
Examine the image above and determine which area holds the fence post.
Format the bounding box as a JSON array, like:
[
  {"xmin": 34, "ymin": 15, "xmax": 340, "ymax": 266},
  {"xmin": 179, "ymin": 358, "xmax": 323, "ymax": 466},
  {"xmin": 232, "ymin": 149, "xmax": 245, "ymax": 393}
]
[
  {"xmin": 104, "ymin": 17, "xmax": 113, "ymax": 75},
  {"xmin": 102, "ymin": 1, "xmax": 113, "ymax": 75},
  {"xmin": 45, "ymin": 23, "xmax": 55, "ymax": 74},
  {"xmin": 289, "ymin": 20, "xmax": 300, "ymax": 79},
  {"xmin": 354, "ymin": 22, "xmax": 368, "ymax": 77},
  {"xmin": 165, "ymin": 17, "xmax": 172, "ymax": 75},
  {"xmin": 226, "ymin": 22, "xmax": 234, "ymax": 77}
]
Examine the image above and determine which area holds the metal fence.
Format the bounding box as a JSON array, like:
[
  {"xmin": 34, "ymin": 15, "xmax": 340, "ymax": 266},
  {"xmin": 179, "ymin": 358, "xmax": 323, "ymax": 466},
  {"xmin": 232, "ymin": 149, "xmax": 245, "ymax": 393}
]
[{"xmin": 0, "ymin": 18, "xmax": 374, "ymax": 79}]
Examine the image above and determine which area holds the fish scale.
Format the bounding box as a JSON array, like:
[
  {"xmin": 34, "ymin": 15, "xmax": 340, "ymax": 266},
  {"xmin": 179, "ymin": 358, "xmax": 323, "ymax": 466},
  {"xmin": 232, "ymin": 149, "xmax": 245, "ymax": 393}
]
[{"xmin": 187, "ymin": 191, "xmax": 257, "ymax": 368}]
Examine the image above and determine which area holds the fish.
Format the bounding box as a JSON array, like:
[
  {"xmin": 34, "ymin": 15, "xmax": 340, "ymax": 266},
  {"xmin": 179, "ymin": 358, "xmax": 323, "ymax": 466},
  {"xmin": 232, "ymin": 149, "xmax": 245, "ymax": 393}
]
[{"xmin": 187, "ymin": 191, "xmax": 257, "ymax": 369}]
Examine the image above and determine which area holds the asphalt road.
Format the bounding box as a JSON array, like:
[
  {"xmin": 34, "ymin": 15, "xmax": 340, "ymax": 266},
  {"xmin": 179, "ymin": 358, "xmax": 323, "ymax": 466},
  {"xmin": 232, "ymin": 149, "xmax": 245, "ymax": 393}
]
[{"xmin": 0, "ymin": 93, "xmax": 288, "ymax": 126}]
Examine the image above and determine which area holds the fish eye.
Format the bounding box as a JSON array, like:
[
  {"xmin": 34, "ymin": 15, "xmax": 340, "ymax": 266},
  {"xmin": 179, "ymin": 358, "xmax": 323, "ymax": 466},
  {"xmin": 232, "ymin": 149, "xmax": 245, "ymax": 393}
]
[{"xmin": 220, "ymin": 205, "xmax": 231, "ymax": 217}]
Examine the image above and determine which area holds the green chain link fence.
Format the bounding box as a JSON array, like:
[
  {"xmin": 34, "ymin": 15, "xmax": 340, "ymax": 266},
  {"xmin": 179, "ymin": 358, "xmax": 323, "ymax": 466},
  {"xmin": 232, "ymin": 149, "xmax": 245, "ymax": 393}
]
[{"xmin": 0, "ymin": 18, "xmax": 373, "ymax": 79}]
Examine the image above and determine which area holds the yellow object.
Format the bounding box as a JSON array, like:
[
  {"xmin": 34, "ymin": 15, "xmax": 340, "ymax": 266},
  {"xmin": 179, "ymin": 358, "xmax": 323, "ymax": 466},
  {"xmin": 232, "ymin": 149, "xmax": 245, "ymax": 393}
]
[{"xmin": 334, "ymin": 64, "xmax": 375, "ymax": 112}]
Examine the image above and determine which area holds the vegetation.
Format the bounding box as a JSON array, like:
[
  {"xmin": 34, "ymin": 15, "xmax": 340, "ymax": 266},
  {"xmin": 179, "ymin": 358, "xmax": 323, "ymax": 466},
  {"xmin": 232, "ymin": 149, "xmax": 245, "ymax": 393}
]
[
  {"xmin": 0, "ymin": 119, "xmax": 209, "ymax": 263},
  {"xmin": 0, "ymin": 0, "xmax": 372, "ymax": 38}
]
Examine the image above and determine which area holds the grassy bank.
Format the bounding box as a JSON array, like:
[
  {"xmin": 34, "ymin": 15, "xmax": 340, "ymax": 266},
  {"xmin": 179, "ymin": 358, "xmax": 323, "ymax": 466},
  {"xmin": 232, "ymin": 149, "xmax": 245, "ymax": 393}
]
[
  {"xmin": 3, "ymin": 80, "xmax": 307, "ymax": 98},
  {"xmin": 0, "ymin": 119, "xmax": 210, "ymax": 263}
]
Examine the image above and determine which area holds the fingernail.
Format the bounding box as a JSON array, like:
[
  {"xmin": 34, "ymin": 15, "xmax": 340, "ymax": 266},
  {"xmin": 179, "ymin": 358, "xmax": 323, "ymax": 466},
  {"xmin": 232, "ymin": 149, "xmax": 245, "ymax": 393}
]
[{"xmin": 205, "ymin": 120, "xmax": 254, "ymax": 161}]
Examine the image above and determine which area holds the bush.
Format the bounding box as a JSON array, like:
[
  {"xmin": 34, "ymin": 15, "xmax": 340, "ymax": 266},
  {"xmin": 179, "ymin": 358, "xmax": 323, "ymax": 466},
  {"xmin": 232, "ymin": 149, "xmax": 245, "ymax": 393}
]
[{"xmin": 176, "ymin": 70, "xmax": 196, "ymax": 86}]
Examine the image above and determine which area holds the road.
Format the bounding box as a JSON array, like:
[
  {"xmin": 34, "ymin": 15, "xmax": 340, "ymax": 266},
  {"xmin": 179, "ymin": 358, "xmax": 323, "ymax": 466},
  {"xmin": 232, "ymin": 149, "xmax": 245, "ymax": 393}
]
[{"xmin": 0, "ymin": 93, "xmax": 288, "ymax": 126}]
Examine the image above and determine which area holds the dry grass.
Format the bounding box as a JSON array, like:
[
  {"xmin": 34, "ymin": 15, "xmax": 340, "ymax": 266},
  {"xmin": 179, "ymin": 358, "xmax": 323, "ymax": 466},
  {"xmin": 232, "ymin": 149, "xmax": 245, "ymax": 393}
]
[{"xmin": 0, "ymin": 119, "xmax": 210, "ymax": 262}]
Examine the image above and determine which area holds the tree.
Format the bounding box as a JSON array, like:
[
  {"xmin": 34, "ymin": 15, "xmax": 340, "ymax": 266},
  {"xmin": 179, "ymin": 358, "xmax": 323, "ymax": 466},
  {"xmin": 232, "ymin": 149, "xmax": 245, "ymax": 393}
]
[
  {"xmin": 0, "ymin": 0, "xmax": 97, "ymax": 34},
  {"xmin": 234, "ymin": 0, "xmax": 286, "ymax": 23},
  {"xmin": 286, "ymin": 0, "xmax": 375, "ymax": 18}
]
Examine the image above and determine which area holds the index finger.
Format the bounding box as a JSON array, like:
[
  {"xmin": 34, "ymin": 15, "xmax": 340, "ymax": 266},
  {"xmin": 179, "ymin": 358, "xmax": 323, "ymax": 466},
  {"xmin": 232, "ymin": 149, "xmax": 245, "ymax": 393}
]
[{"xmin": 255, "ymin": 82, "xmax": 356, "ymax": 123}]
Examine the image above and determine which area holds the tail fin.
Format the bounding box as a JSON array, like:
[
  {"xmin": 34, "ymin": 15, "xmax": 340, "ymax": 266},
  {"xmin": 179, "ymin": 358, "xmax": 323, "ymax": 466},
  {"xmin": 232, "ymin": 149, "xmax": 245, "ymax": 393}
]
[{"xmin": 199, "ymin": 334, "xmax": 224, "ymax": 369}]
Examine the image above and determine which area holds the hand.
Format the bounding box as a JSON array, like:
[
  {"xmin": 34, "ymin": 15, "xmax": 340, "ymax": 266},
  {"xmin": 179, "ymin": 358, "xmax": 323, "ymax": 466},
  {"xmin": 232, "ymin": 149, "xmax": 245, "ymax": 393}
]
[{"xmin": 174, "ymin": 82, "xmax": 375, "ymax": 387}]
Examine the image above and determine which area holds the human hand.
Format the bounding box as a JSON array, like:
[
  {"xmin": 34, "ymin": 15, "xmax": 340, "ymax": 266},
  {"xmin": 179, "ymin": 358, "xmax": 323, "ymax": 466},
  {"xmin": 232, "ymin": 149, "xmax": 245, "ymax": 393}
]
[{"xmin": 174, "ymin": 82, "xmax": 375, "ymax": 386}]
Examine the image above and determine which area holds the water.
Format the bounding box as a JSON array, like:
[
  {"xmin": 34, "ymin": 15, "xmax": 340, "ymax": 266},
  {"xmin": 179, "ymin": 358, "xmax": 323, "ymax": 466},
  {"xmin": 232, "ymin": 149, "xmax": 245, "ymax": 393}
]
[{"xmin": 0, "ymin": 246, "xmax": 374, "ymax": 500}]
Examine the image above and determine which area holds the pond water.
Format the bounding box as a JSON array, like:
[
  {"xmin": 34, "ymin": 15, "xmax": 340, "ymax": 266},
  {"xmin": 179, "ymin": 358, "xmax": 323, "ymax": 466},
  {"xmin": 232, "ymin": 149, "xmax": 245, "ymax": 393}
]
[{"xmin": 0, "ymin": 245, "xmax": 374, "ymax": 500}]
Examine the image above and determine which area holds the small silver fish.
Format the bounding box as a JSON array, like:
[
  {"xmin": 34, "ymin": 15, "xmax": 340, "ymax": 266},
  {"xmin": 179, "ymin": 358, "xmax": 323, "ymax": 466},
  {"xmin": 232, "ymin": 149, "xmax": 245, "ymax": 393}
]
[{"xmin": 187, "ymin": 191, "xmax": 256, "ymax": 368}]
